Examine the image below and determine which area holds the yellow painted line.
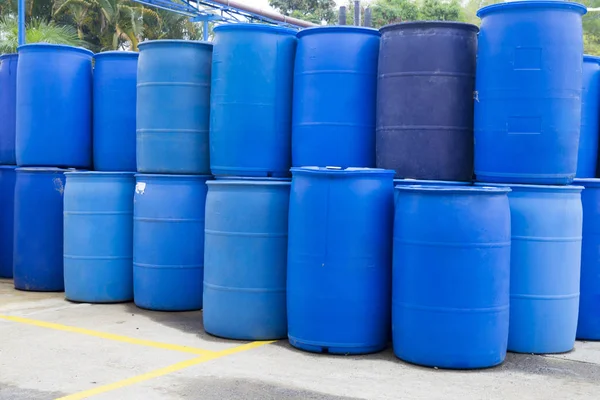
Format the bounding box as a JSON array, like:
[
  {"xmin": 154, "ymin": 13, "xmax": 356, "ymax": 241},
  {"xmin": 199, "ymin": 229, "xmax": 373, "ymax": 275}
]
[
  {"xmin": 55, "ymin": 340, "xmax": 274, "ymax": 400},
  {"xmin": 0, "ymin": 314, "xmax": 214, "ymax": 356}
]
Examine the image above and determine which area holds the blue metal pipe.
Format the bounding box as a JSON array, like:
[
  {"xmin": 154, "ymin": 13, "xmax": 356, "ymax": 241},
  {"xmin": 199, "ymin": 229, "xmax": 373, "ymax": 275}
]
[{"xmin": 18, "ymin": 0, "xmax": 26, "ymax": 45}]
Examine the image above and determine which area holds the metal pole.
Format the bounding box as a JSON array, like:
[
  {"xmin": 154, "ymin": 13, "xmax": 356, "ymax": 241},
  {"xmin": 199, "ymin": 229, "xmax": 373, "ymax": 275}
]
[
  {"xmin": 18, "ymin": 0, "xmax": 26, "ymax": 45},
  {"xmin": 354, "ymin": 0, "xmax": 360, "ymax": 27},
  {"xmin": 339, "ymin": 6, "xmax": 347, "ymax": 25},
  {"xmin": 364, "ymin": 7, "xmax": 372, "ymax": 27},
  {"xmin": 203, "ymin": 20, "xmax": 209, "ymax": 41}
]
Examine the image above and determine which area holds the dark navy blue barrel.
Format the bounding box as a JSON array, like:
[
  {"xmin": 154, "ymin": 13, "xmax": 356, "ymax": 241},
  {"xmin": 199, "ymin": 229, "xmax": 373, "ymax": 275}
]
[
  {"xmin": 133, "ymin": 174, "xmax": 210, "ymax": 311},
  {"xmin": 0, "ymin": 54, "xmax": 17, "ymax": 164},
  {"xmin": 13, "ymin": 168, "xmax": 68, "ymax": 291},
  {"xmin": 204, "ymin": 178, "xmax": 290, "ymax": 340},
  {"xmin": 574, "ymin": 179, "xmax": 600, "ymax": 340},
  {"xmin": 210, "ymin": 24, "xmax": 296, "ymax": 177},
  {"xmin": 476, "ymin": 183, "xmax": 583, "ymax": 353},
  {"xmin": 376, "ymin": 22, "xmax": 478, "ymax": 181},
  {"xmin": 137, "ymin": 40, "xmax": 212, "ymax": 174},
  {"xmin": 577, "ymin": 56, "xmax": 600, "ymax": 178},
  {"xmin": 287, "ymin": 167, "xmax": 394, "ymax": 354},
  {"xmin": 16, "ymin": 44, "xmax": 93, "ymax": 168},
  {"xmin": 393, "ymin": 185, "xmax": 511, "ymax": 369},
  {"xmin": 292, "ymin": 27, "xmax": 380, "ymax": 168},
  {"xmin": 93, "ymin": 52, "xmax": 138, "ymax": 172},
  {"xmin": 64, "ymin": 172, "xmax": 135, "ymax": 303},
  {"xmin": 474, "ymin": 1, "xmax": 586, "ymax": 184},
  {"xmin": 0, "ymin": 166, "xmax": 16, "ymax": 278}
]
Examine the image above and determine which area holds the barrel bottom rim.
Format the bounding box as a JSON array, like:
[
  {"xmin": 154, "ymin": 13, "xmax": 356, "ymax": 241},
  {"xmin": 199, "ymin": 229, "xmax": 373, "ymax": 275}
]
[
  {"xmin": 204, "ymin": 327, "xmax": 287, "ymax": 342},
  {"xmin": 211, "ymin": 167, "xmax": 291, "ymax": 178},
  {"xmin": 134, "ymin": 301, "xmax": 202, "ymax": 312},
  {"xmin": 475, "ymin": 171, "xmax": 575, "ymax": 185},
  {"xmin": 393, "ymin": 350, "xmax": 506, "ymax": 370},
  {"xmin": 288, "ymin": 335, "xmax": 387, "ymax": 355},
  {"xmin": 65, "ymin": 296, "xmax": 134, "ymax": 304},
  {"xmin": 507, "ymin": 346, "xmax": 575, "ymax": 355},
  {"xmin": 13, "ymin": 285, "xmax": 65, "ymax": 293}
]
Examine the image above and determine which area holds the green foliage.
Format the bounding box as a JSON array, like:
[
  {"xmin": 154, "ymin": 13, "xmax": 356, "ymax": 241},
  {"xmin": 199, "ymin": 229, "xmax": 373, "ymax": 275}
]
[
  {"xmin": 418, "ymin": 0, "xmax": 462, "ymax": 21},
  {"xmin": 269, "ymin": 0, "xmax": 336, "ymax": 24},
  {"xmin": 0, "ymin": 14, "xmax": 84, "ymax": 53}
]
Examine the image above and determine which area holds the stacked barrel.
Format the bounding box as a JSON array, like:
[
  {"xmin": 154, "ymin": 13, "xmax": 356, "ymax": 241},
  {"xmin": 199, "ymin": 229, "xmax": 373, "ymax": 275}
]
[
  {"xmin": 63, "ymin": 51, "xmax": 138, "ymax": 304},
  {"xmin": 203, "ymin": 24, "xmax": 295, "ymax": 339},
  {"xmin": 0, "ymin": 53, "xmax": 17, "ymax": 280}
]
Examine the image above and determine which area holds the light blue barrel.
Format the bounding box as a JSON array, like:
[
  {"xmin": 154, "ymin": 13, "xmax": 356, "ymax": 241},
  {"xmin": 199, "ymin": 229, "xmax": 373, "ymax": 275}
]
[
  {"xmin": 394, "ymin": 185, "xmax": 511, "ymax": 369},
  {"xmin": 137, "ymin": 40, "xmax": 212, "ymax": 174},
  {"xmin": 133, "ymin": 174, "xmax": 211, "ymax": 311},
  {"xmin": 0, "ymin": 166, "xmax": 16, "ymax": 278},
  {"xmin": 16, "ymin": 44, "xmax": 93, "ymax": 168},
  {"xmin": 577, "ymin": 56, "xmax": 600, "ymax": 178},
  {"xmin": 64, "ymin": 172, "xmax": 135, "ymax": 303},
  {"xmin": 203, "ymin": 178, "xmax": 290, "ymax": 340},
  {"xmin": 287, "ymin": 167, "xmax": 394, "ymax": 354},
  {"xmin": 13, "ymin": 168, "xmax": 69, "ymax": 291},
  {"xmin": 474, "ymin": 1, "xmax": 586, "ymax": 184},
  {"xmin": 477, "ymin": 183, "xmax": 583, "ymax": 353},
  {"xmin": 0, "ymin": 54, "xmax": 17, "ymax": 164},
  {"xmin": 93, "ymin": 51, "xmax": 138, "ymax": 172},
  {"xmin": 575, "ymin": 179, "xmax": 600, "ymax": 339},
  {"xmin": 210, "ymin": 24, "xmax": 297, "ymax": 177}
]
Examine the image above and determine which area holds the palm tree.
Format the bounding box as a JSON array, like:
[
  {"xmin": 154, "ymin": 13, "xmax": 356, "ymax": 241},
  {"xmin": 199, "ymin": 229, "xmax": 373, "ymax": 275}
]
[{"xmin": 0, "ymin": 15, "xmax": 84, "ymax": 54}]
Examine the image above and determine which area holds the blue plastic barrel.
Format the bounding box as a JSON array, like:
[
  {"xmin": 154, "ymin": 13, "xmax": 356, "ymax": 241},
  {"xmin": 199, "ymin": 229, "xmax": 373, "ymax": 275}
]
[
  {"xmin": 133, "ymin": 174, "xmax": 210, "ymax": 311},
  {"xmin": 210, "ymin": 24, "xmax": 296, "ymax": 177},
  {"xmin": 64, "ymin": 172, "xmax": 135, "ymax": 303},
  {"xmin": 0, "ymin": 54, "xmax": 17, "ymax": 164},
  {"xmin": 287, "ymin": 167, "xmax": 394, "ymax": 354},
  {"xmin": 16, "ymin": 44, "xmax": 93, "ymax": 168},
  {"xmin": 0, "ymin": 166, "xmax": 16, "ymax": 278},
  {"xmin": 292, "ymin": 27, "xmax": 380, "ymax": 168},
  {"xmin": 577, "ymin": 56, "xmax": 600, "ymax": 178},
  {"xmin": 93, "ymin": 52, "xmax": 138, "ymax": 172},
  {"xmin": 393, "ymin": 185, "xmax": 511, "ymax": 369},
  {"xmin": 474, "ymin": 1, "xmax": 587, "ymax": 184},
  {"xmin": 574, "ymin": 179, "xmax": 600, "ymax": 339},
  {"xmin": 137, "ymin": 40, "xmax": 212, "ymax": 174},
  {"xmin": 377, "ymin": 22, "xmax": 478, "ymax": 181},
  {"xmin": 13, "ymin": 168, "xmax": 68, "ymax": 291},
  {"xmin": 476, "ymin": 183, "xmax": 583, "ymax": 353},
  {"xmin": 203, "ymin": 178, "xmax": 290, "ymax": 339}
]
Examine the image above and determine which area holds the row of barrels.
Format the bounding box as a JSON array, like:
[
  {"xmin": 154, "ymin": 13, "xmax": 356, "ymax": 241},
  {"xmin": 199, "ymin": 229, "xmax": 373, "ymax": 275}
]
[
  {"xmin": 0, "ymin": 166, "xmax": 598, "ymax": 369},
  {"xmin": 0, "ymin": 1, "xmax": 594, "ymax": 182}
]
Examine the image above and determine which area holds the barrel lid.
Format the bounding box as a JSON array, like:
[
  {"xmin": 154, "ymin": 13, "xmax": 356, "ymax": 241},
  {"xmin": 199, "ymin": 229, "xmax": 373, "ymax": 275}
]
[
  {"xmin": 477, "ymin": 1, "xmax": 587, "ymax": 17},
  {"xmin": 213, "ymin": 23, "xmax": 297, "ymax": 36},
  {"xmin": 573, "ymin": 178, "xmax": 600, "ymax": 188},
  {"xmin": 291, "ymin": 166, "xmax": 394, "ymax": 177},
  {"xmin": 474, "ymin": 182, "xmax": 584, "ymax": 193},
  {"xmin": 297, "ymin": 25, "xmax": 381, "ymax": 38},
  {"xmin": 17, "ymin": 43, "xmax": 94, "ymax": 57},
  {"xmin": 15, "ymin": 167, "xmax": 76, "ymax": 173},
  {"xmin": 380, "ymin": 21, "xmax": 479, "ymax": 34},
  {"xmin": 135, "ymin": 173, "xmax": 213, "ymax": 180},
  {"xmin": 138, "ymin": 39, "xmax": 213, "ymax": 50},
  {"xmin": 0, "ymin": 53, "xmax": 18, "ymax": 60},
  {"xmin": 394, "ymin": 178, "xmax": 471, "ymax": 186},
  {"xmin": 65, "ymin": 171, "xmax": 135, "ymax": 177},
  {"xmin": 396, "ymin": 185, "xmax": 511, "ymax": 194},
  {"xmin": 0, "ymin": 165, "xmax": 17, "ymax": 170},
  {"xmin": 94, "ymin": 50, "xmax": 139, "ymax": 59}
]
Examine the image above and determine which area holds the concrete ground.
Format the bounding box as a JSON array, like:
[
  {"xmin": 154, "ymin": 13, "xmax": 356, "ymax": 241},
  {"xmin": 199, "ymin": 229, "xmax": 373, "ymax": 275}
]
[{"xmin": 1, "ymin": 279, "xmax": 599, "ymax": 400}]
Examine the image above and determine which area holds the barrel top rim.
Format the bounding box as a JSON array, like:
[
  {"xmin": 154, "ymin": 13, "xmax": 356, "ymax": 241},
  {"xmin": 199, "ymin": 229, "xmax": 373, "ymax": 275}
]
[
  {"xmin": 16, "ymin": 167, "xmax": 76, "ymax": 173},
  {"xmin": 396, "ymin": 185, "xmax": 510, "ymax": 194},
  {"xmin": 380, "ymin": 21, "xmax": 479, "ymax": 33},
  {"xmin": 138, "ymin": 39, "xmax": 213, "ymax": 49},
  {"xmin": 291, "ymin": 166, "xmax": 394, "ymax": 176},
  {"xmin": 65, "ymin": 171, "xmax": 136, "ymax": 176},
  {"xmin": 0, "ymin": 53, "xmax": 18, "ymax": 60},
  {"xmin": 474, "ymin": 182, "xmax": 584, "ymax": 192},
  {"xmin": 477, "ymin": 1, "xmax": 587, "ymax": 17},
  {"xmin": 297, "ymin": 25, "xmax": 381, "ymax": 38},
  {"xmin": 214, "ymin": 176, "xmax": 291, "ymax": 182},
  {"xmin": 94, "ymin": 50, "xmax": 139, "ymax": 59},
  {"xmin": 0, "ymin": 165, "xmax": 17, "ymax": 169},
  {"xmin": 208, "ymin": 179, "xmax": 291, "ymax": 186},
  {"xmin": 394, "ymin": 179, "xmax": 471, "ymax": 186},
  {"xmin": 573, "ymin": 178, "xmax": 600, "ymax": 187},
  {"xmin": 17, "ymin": 43, "xmax": 94, "ymax": 56},
  {"xmin": 135, "ymin": 173, "xmax": 213, "ymax": 179},
  {"xmin": 584, "ymin": 54, "xmax": 600, "ymax": 63},
  {"xmin": 213, "ymin": 23, "xmax": 297, "ymax": 35}
]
